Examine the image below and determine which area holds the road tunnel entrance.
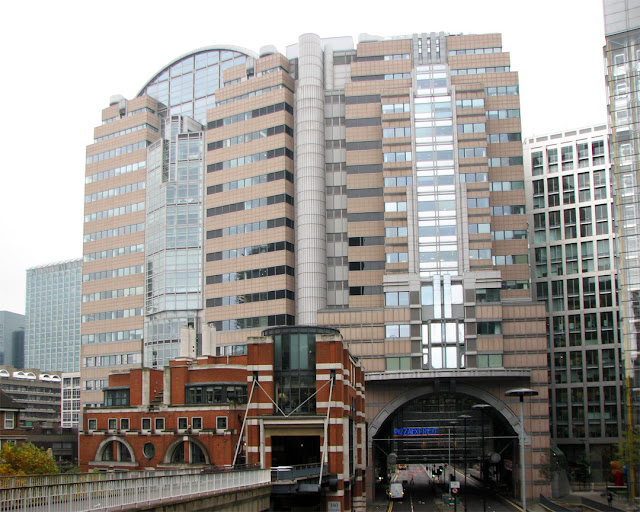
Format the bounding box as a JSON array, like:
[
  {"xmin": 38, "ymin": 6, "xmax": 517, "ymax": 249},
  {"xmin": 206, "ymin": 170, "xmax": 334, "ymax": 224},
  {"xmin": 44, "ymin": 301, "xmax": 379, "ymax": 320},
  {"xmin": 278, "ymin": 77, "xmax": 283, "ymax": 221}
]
[{"xmin": 372, "ymin": 392, "xmax": 518, "ymax": 491}]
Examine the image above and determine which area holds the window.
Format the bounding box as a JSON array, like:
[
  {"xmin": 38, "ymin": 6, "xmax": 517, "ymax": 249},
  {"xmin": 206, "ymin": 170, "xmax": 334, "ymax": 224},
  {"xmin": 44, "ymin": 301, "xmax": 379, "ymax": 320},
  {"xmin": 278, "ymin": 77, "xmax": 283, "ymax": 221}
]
[
  {"xmin": 592, "ymin": 140, "xmax": 605, "ymax": 165},
  {"xmin": 4, "ymin": 412, "xmax": 15, "ymax": 430},
  {"xmin": 552, "ymin": 280, "xmax": 564, "ymax": 312},
  {"xmin": 563, "ymin": 176, "xmax": 575, "ymax": 204},
  {"xmin": 104, "ymin": 389, "xmax": 129, "ymax": 407},
  {"xmin": 87, "ymin": 418, "xmax": 97, "ymax": 431},
  {"xmin": 108, "ymin": 418, "xmax": 117, "ymax": 431},
  {"xmin": 532, "ymin": 151, "xmax": 543, "ymax": 175},
  {"xmin": 535, "ymin": 247, "xmax": 548, "ymax": 278},
  {"xmin": 385, "ymin": 292, "xmax": 409, "ymax": 306},
  {"xmin": 143, "ymin": 442, "xmax": 155, "ymax": 459},
  {"xmin": 549, "ymin": 211, "xmax": 561, "ymax": 241},
  {"xmin": 155, "ymin": 417, "xmax": 165, "ymax": 431},
  {"xmin": 477, "ymin": 321, "xmax": 502, "ymax": 335},
  {"xmin": 178, "ymin": 417, "xmax": 188, "ymax": 430},
  {"xmin": 580, "ymin": 206, "xmax": 592, "ymax": 237},
  {"xmin": 561, "ymin": 146, "xmax": 574, "ymax": 170},
  {"xmin": 477, "ymin": 354, "xmax": 503, "ymax": 368},
  {"xmin": 120, "ymin": 418, "xmax": 129, "ymax": 431},
  {"xmin": 594, "ymin": 170, "xmax": 607, "ymax": 199},
  {"xmin": 534, "ymin": 213, "xmax": 546, "ymax": 243},
  {"xmin": 578, "ymin": 142, "xmax": 589, "ymax": 168},
  {"xmin": 564, "ymin": 209, "xmax": 577, "ymax": 239},
  {"xmin": 547, "ymin": 148, "xmax": 558, "ymax": 173},
  {"xmin": 566, "ymin": 243, "xmax": 578, "ymax": 274},
  {"xmin": 598, "ymin": 239, "xmax": 611, "ymax": 271},
  {"xmin": 583, "ymin": 276, "xmax": 596, "ymax": 309},
  {"xmin": 141, "ymin": 418, "xmax": 151, "ymax": 431},
  {"xmin": 217, "ymin": 417, "xmax": 228, "ymax": 430},
  {"xmin": 595, "ymin": 204, "xmax": 609, "ymax": 234},
  {"xmin": 386, "ymin": 325, "xmax": 411, "ymax": 338},
  {"xmin": 550, "ymin": 245, "xmax": 563, "ymax": 276},
  {"xmin": 192, "ymin": 417, "xmax": 203, "ymax": 430},
  {"xmin": 578, "ymin": 172, "xmax": 591, "ymax": 202},
  {"xmin": 533, "ymin": 180, "xmax": 544, "ymax": 209},
  {"xmin": 547, "ymin": 177, "xmax": 560, "ymax": 207}
]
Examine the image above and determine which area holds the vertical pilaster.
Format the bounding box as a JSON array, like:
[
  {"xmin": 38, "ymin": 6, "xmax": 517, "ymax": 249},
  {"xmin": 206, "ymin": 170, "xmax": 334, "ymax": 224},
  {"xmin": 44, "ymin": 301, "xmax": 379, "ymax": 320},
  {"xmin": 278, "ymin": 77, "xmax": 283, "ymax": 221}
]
[{"xmin": 295, "ymin": 33, "xmax": 327, "ymax": 325}]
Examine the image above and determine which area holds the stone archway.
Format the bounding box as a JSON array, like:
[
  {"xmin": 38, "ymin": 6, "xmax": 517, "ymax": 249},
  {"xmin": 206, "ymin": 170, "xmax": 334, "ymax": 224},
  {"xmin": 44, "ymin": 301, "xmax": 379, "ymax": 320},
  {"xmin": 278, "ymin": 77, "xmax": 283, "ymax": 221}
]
[{"xmin": 367, "ymin": 383, "xmax": 529, "ymax": 445}]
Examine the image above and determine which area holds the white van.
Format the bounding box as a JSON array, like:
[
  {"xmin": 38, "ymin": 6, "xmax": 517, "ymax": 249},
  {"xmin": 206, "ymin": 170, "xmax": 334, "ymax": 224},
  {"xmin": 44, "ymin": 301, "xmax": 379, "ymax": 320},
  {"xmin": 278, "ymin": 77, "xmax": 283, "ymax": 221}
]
[{"xmin": 387, "ymin": 482, "xmax": 404, "ymax": 500}]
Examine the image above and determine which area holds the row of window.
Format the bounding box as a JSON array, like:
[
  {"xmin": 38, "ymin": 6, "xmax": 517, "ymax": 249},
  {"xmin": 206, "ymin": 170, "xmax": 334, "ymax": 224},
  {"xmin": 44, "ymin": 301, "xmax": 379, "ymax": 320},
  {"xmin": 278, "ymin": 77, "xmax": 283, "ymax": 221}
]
[
  {"xmin": 89, "ymin": 416, "xmax": 227, "ymax": 434},
  {"xmin": 84, "ymin": 352, "xmax": 141, "ymax": 368},
  {"xmin": 83, "ymin": 222, "xmax": 144, "ymax": 243},
  {"xmin": 207, "ymin": 147, "xmax": 293, "ymax": 172},
  {"xmin": 84, "ymin": 243, "xmax": 144, "ymax": 263},
  {"xmin": 352, "ymin": 72, "xmax": 411, "ymax": 81},
  {"xmin": 207, "ymin": 124, "xmax": 293, "ymax": 151},
  {"xmin": 217, "ymin": 84, "xmax": 288, "ymax": 106},
  {"xmin": 82, "ymin": 308, "xmax": 142, "ymax": 323},
  {"xmin": 206, "ymin": 289, "xmax": 294, "ymax": 307},
  {"xmin": 84, "ymin": 181, "xmax": 145, "ymax": 204},
  {"xmin": 84, "ymin": 201, "xmax": 145, "ymax": 223},
  {"xmin": 186, "ymin": 384, "xmax": 248, "ymax": 404},
  {"xmin": 206, "ymin": 193, "xmax": 293, "ymax": 217},
  {"xmin": 86, "ymin": 141, "xmax": 149, "ymax": 165},
  {"xmin": 450, "ymin": 66, "xmax": 510, "ymax": 75},
  {"xmin": 488, "ymin": 156, "xmax": 524, "ymax": 167},
  {"xmin": 85, "ymin": 161, "xmax": 145, "ymax": 185},
  {"xmin": 207, "ymin": 170, "xmax": 293, "ymax": 195},
  {"xmin": 207, "ymin": 102, "xmax": 293, "ymax": 130},
  {"xmin": 82, "ymin": 264, "xmax": 143, "ymax": 283},
  {"xmin": 95, "ymin": 123, "xmax": 158, "ymax": 143},
  {"xmin": 531, "ymin": 141, "xmax": 605, "ymax": 173},
  {"xmin": 206, "ymin": 241, "xmax": 294, "ymax": 262},
  {"xmin": 81, "ymin": 329, "xmax": 143, "ymax": 345},
  {"xmin": 206, "ymin": 265, "xmax": 294, "ymax": 284},
  {"xmin": 206, "ymin": 217, "xmax": 293, "ymax": 239},
  {"xmin": 212, "ymin": 314, "xmax": 296, "ymax": 332}
]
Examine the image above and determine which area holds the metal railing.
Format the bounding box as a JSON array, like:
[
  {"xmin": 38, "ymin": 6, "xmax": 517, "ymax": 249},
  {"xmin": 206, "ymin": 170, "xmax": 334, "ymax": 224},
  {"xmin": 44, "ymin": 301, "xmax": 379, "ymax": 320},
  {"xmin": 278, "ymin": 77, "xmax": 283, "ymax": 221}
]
[
  {"xmin": 540, "ymin": 495, "xmax": 574, "ymax": 512},
  {"xmin": 271, "ymin": 463, "xmax": 327, "ymax": 482},
  {"xmin": 0, "ymin": 468, "xmax": 270, "ymax": 511},
  {"xmin": 0, "ymin": 468, "xmax": 202, "ymax": 490}
]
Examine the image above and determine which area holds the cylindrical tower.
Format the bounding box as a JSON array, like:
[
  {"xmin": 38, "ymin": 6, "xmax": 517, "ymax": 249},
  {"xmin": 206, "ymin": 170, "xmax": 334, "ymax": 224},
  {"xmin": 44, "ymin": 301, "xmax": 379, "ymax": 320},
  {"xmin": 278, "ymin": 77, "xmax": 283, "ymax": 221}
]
[{"xmin": 295, "ymin": 33, "xmax": 327, "ymax": 325}]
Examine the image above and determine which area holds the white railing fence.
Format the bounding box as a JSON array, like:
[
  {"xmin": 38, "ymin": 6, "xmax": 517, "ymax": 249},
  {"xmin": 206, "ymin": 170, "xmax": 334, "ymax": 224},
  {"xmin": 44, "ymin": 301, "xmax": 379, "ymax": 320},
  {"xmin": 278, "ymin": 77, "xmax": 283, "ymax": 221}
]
[{"xmin": 0, "ymin": 468, "xmax": 270, "ymax": 512}]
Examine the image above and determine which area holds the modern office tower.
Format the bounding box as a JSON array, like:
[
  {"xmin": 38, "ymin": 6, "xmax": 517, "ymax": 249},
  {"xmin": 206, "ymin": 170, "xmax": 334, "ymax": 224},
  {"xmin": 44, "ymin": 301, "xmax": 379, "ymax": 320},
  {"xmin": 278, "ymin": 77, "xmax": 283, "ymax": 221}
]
[
  {"xmin": 83, "ymin": 33, "xmax": 551, "ymax": 502},
  {"xmin": 604, "ymin": 0, "xmax": 640, "ymax": 430},
  {"xmin": 0, "ymin": 311, "xmax": 24, "ymax": 369},
  {"xmin": 25, "ymin": 260, "xmax": 82, "ymax": 373},
  {"xmin": 524, "ymin": 125, "xmax": 623, "ymax": 481}
]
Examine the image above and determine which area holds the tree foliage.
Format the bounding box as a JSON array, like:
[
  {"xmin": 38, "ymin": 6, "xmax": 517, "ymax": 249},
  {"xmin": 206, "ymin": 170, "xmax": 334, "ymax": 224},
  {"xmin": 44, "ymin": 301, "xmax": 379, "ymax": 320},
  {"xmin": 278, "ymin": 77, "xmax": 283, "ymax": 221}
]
[
  {"xmin": 616, "ymin": 428, "xmax": 640, "ymax": 470},
  {"xmin": 0, "ymin": 443, "xmax": 58, "ymax": 476}
]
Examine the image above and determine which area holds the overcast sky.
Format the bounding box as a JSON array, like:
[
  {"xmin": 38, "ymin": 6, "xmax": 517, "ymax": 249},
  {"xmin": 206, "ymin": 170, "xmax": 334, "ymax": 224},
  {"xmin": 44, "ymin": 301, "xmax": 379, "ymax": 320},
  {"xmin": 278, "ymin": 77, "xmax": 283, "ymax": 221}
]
[{"xmin": 0, "ymin": 0, "xmax": 607, "ymax": 314}]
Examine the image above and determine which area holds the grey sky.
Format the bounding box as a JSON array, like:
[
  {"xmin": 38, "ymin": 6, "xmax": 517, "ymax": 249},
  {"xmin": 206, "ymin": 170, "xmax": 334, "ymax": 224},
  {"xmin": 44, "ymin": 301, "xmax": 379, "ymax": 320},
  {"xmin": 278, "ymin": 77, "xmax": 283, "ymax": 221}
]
[{"xmin": 0, "ymin": 0, "xmax": 607, "ymax": 314}]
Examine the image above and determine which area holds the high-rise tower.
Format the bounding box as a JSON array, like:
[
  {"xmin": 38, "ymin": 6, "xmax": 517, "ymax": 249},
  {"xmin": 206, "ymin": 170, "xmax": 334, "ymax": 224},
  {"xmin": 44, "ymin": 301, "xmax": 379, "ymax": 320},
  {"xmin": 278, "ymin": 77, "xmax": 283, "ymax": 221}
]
[{"xmin": 81, "ymin": 34, "xmax": 550, "ymax": 503}]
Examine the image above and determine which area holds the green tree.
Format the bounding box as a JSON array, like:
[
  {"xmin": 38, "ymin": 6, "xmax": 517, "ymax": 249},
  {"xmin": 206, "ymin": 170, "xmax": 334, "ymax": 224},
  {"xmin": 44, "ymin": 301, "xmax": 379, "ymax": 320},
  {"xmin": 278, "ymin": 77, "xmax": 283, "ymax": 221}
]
[
  {"xmin": 0, "ymin": 443, "xmax": 59, "ymax": 476},
  {"xmin": 616, "ymin": 428, "xmax": 640, "ymax": 472}
]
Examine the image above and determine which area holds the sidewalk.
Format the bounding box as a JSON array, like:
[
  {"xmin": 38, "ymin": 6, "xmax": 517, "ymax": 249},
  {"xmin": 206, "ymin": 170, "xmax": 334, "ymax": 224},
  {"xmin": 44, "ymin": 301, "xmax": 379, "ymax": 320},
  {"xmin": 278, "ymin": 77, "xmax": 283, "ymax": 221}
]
[{"xmin": 555, "ymin": 490, "xmax": 639, "ymax": 511}]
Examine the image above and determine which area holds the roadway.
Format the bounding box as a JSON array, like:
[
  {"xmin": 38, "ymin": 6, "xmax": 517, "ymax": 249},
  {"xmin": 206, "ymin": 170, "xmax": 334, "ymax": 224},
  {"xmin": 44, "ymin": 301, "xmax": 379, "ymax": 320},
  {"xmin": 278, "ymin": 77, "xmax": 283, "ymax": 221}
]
[{"xmin": 382, "ymin": 464, "xmax": 523, "ymax": 512}]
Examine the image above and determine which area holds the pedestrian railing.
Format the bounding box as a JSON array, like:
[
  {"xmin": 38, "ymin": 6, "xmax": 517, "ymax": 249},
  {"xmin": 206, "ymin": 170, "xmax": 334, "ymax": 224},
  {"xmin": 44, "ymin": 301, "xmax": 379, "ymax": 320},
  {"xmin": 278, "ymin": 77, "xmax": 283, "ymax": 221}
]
[{"xmin": 0, "ymin": 467, "xmax": 270, "ymax": 511}]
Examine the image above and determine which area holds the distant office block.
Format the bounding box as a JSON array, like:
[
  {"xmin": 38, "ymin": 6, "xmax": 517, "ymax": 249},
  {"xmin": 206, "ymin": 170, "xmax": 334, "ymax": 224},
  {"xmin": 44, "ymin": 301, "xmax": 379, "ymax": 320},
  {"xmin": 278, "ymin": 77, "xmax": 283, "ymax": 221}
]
[
  {"xmin": 0, "ymin": 311, "xmax": 24, "ymax": 369},
  {"xmin": 25, "ymin": 259, "xmax": 82, "ymax": 373}
]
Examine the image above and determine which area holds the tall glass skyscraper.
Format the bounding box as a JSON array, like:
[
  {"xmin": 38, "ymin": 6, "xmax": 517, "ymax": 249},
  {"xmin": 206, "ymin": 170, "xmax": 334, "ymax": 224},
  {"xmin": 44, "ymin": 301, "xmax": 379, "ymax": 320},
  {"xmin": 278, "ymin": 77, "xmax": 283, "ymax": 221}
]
[{"xmin": 25, "ymin": 259, "xmax": 82, "ymax": 372}]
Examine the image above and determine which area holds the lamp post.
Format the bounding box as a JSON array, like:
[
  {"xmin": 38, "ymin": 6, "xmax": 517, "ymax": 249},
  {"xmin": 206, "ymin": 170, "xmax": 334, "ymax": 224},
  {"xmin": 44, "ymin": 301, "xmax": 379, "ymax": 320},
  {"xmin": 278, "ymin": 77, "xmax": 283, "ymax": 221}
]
[
  {"xmin": 450, "ymin": 420, "xmax": 458, "ymax": 483},
  {"xmin": 506, "ymin": 388, "xmax": 539, "ymax": 512},
  {"xmin": 473, "ymin": 404, "xmax": 491, "ymax": 512},
  {"xmin": 459, "ymin": 414, "xmax": 472, "ymax": 512}
]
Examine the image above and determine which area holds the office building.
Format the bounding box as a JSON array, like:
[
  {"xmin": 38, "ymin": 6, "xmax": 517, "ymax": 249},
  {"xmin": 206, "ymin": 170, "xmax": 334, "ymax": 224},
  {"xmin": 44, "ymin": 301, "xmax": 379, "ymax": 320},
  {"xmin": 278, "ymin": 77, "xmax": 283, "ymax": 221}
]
[
  {"xmin": 524, "ymin": 124, "xmax": 623, "ymax": 481},
  {"xmin": 82, "ymin": 33, "xmax": 550, "ymax": 503},
  {"xmin": 0, "ymin": 311, "xmax": 24, "ymax": 369},
  {"xmin": 25, "ymin": 259, "xmax": 82, "ymax": 373},
  {"xmin": 604, "ymin": 0, "xmax": 640, "ymax": 429}
]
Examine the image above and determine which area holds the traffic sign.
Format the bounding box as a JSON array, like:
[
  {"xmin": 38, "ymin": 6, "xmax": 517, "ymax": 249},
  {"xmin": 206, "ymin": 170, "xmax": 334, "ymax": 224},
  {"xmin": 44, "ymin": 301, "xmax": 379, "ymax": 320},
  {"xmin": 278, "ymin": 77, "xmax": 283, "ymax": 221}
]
[
  {"xmin": 451, "ymin": 488, "xmax": 459, "ymax": 494},
  {"xmin": 450, "ymin": 481, "xmax": 460, "ymax": 489}
]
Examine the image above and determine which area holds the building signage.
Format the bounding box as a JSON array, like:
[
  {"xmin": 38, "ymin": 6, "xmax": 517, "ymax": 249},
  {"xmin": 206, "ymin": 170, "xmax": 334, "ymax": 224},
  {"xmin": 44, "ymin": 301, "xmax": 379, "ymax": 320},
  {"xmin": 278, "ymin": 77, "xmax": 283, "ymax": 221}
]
[{"xmin": 393, "ymin": 427, "xmax": 440, "ymax": 436}]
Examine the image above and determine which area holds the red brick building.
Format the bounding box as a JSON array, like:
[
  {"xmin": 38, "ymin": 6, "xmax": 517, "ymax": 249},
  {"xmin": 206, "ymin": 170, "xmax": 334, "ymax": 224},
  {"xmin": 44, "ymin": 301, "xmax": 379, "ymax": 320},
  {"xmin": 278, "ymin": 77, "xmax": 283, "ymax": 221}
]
[
  {"xmin": 0, "ymin": 390, "xmax": 28, "ymax": 448},
  {"xmin": 79, "ymin": 326, "xmax": 366, "ymax": 511}
]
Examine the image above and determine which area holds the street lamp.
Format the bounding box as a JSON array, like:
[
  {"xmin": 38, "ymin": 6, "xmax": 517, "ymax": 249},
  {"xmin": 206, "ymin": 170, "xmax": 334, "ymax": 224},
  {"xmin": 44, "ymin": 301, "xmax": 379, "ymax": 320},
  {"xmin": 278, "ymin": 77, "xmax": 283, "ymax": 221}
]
[
  {"xmin": 459, "ymin": 414, "xmax": 472, "ymax": 512},
  {"xmin": 473, "ymin": 404, "xmax": 492, "ymax": 512},
  {"xmin": 450, "ymin": 420, "xmax": 458, "ymax": 483},
  {"xmin": 506, "ymin": 388, "xmax": 539, "ymax": 512}
]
